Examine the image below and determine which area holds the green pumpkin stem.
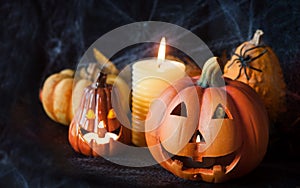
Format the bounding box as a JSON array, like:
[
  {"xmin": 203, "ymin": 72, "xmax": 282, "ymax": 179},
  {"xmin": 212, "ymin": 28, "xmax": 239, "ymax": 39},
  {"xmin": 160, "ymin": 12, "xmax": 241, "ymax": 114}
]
[{"xmin": 197, "ymin": 57, "xmax": 224, "ymax": 88}]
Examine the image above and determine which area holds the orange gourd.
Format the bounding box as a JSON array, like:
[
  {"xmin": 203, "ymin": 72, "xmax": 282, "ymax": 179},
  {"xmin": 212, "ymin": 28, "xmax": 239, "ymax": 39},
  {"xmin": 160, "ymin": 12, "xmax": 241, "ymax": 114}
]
[{"xmin": 223, "ymin": 29, "xmax": 286, "ymax": 122}]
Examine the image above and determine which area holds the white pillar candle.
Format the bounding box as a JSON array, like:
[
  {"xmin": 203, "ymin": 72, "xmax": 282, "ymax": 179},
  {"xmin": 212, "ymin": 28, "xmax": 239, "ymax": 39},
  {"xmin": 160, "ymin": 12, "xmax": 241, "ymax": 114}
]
[{"xmin": 132, "ymin": 37, "xmax": 186, "ymax": 147}]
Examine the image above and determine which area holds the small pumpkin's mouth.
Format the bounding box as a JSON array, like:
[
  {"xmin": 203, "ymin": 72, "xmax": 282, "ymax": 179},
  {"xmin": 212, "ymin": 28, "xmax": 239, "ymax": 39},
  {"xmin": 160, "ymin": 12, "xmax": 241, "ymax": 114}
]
[
  {"xmin": 80, "ymin": 127, "xmax": 120, "ymax": 144},
  {"xmin": 163, "ymin": 143, "xmax": 242, "ymax": 175},
  {"xmin": 80, "ymin": 126, "xmax": 121, "ymax": 137}
]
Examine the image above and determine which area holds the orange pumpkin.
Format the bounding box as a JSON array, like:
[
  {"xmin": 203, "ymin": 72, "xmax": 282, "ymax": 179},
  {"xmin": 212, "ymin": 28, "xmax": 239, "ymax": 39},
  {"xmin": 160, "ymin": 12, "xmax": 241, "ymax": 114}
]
[
  {"xmin": 68, "ymin": 73, "xmax": 131, "ymax": 156},
  {"xmin": 41, "ymin": 69, "xmax": 74, "ymax": 125},
  {"xmin": 40, "ymin": 69, "xmax": 92, "ymax": 125},
  {"xmin": 223, "ymin": 29, "xmax": 286, "ymax": 122},
  {"xmin": 145, "ymin": 74, "xmax": 269, "ymax": 183}
]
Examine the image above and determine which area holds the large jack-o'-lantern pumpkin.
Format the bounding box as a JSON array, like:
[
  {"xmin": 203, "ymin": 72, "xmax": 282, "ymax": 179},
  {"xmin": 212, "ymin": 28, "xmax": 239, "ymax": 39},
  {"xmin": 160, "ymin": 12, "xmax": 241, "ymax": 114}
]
[
  {"xmin": 68, "ymin": 73, "xmax": 131, "ymax": 157},
  {"xmin": 145, "ymin": 64, "xmax": 269, "ymax": 183}
]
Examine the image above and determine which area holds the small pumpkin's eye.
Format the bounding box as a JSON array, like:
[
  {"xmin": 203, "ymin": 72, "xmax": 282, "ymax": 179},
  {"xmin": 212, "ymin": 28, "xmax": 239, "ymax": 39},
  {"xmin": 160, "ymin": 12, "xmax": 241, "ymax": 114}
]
[
  {"xmin": 171, "ymin": 102, "xmax": 187, "ymax": 117},
  {"xmin": 212, "ymin": 104, "xmax": 231, "ymax": 119}
]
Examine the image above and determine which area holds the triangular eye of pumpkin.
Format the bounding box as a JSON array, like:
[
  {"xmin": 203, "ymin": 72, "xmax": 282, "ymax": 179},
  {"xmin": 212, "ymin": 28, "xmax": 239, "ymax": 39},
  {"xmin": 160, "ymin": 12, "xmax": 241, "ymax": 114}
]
[
  {"xmin": 212, "ymin": 104, "xmax": 231, "ymax": 119},
  {"xmin": 170, "ymin": 102, "xmax": 187, "ymax": 117}
]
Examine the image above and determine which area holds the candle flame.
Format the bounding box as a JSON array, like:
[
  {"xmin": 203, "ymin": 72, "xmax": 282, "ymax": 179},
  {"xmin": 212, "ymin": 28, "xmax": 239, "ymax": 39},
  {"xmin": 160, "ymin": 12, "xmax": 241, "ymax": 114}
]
[
  {"xmin": 157, "ymin": 37, "xmax": 166, "ymax": 61},
  {"xmin": 196, "ymin": 135, "xmax": 201, "ymax": 143}
]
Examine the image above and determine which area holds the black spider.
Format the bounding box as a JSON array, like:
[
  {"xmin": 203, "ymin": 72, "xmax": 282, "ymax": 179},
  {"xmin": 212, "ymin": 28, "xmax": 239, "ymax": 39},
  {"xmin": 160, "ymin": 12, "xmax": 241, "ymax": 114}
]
[{"xmin": 227, "ymin": 44, "xmax": 268, "ymax": 80}]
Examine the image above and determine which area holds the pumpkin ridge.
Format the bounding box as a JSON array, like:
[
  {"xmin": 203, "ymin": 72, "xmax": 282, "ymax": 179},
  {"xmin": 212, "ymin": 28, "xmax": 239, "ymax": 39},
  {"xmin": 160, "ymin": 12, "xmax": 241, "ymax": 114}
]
[
  {"xmin": 41, "ymin": 70, "xmax": 76, "ymax": 125},
  {"xmin": 53, "ymin": 78, "xmax": 73, "ymax": 125},
  {"xmin": 47, "ymin": 88, "xmax": 56, "ymax": 121},
  {"xmin": 225, "ymin": 82, "xmax": 268, "ymax": 154},
  {"xmin": 222, "ymin": 83, "xmax": 268, "ymax": 175},
  {"xmin": 42, "ymin": 74, "xmax": 66, "ymax": 122}
]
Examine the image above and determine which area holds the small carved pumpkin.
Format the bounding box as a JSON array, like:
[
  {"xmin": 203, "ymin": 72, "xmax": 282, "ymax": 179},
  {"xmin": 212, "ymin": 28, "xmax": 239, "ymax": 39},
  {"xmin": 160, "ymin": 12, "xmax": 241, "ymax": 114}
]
[
  {"xmin": 145, "ymin": 74, "xmax": 269, "ymax": 183},
  {"xmin": 68, "ymin": 73, "xmax": 131, "ymax": 157},
  {"xmin": 223, "ymin": 29, "xmax": 286, "ymax": 122},
  {"xmin": 40, "ymin": 48, "xmax": 119, "ymax": 125}
]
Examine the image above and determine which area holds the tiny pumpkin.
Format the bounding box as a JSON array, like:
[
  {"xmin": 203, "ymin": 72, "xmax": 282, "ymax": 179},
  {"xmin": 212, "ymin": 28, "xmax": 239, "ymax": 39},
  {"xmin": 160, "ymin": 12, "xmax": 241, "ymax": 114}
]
[
  {"xmin": 145, "ymin": 64, "xmax": 269, "ymax": 183},
  {"xmin": 41, "ymin": 69, "xmax": 75, "ymax": 125},
  {"xmin": 40, "ymin": 69, "xmax": 92, "ymax": 125},
  {"xmin": 68, "ymin": 73, "xmax": 131, "ymax": 157},
  {"xmin": 223, "ymin": 29, "xmax": 286, "ymax": 122}
]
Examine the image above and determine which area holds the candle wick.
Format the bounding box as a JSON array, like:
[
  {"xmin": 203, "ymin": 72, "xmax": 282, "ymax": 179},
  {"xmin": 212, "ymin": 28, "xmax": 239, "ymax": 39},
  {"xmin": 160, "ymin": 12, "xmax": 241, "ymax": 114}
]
[{"xmin": 157, "ymin": 59, "xmax": 163, "ymax": 68}]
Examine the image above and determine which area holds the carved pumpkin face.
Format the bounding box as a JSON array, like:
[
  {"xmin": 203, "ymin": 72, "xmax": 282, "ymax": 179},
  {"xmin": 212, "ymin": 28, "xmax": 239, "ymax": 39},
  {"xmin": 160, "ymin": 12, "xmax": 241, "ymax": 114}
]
[
  {"xmin": 68, "ymin": 73, "xmax": 131, "ymax": 157},
  {"xmin": 145, "ymin": 77, "xmax": 269, "ymax": 183}
]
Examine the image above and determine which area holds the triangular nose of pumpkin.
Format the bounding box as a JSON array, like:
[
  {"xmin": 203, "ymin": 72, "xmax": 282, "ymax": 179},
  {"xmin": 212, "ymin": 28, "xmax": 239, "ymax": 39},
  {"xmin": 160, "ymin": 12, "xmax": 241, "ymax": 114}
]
[{"xmin": 190, "ymin": 130, "xmax": 205, "ymax": 143}]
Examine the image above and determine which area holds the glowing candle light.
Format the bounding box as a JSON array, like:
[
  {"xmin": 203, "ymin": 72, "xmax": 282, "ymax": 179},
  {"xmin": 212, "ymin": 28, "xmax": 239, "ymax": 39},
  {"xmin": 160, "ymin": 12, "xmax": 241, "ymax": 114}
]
[
  {"xmin": 196, "ymin": 135, "xmax": 201, "ymax": 143},
  {"xmin": 98, "ymin": 120, "xmax": 105, "ymax": 128},
  {"xmin": 157, "ymin": 37, "xmax": 166, "ymax": 66}
]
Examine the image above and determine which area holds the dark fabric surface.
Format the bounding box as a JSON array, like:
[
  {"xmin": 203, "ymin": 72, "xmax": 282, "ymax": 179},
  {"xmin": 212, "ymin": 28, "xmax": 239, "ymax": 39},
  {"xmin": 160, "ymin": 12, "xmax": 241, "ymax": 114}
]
[
  {"xmin": 0, "ymin": 95, "xmax": 299, "ymax": 187},
  {"xmin": 1, "ymin": 0, "xmax": 300, "ymax": 187}
]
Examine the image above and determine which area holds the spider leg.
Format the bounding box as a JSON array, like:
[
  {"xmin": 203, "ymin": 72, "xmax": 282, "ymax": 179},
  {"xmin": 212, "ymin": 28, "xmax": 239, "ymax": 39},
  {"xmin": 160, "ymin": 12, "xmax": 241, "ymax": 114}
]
[
  {"xmin": 240, "ymin": 44, "xmax": 246, "ymax": 57},
  {"xmin": 227, "ymin": 58, "xmax": 240, "ymax": 68},
  {"xmin": 249, "ymin": 49, "xmax": 268, "ymax": 62},
  {"xmin": 244, "ymin": 66, "xmax": 250, "ymax": 80},
  {"xmin": 233, "ymin": 53, "xmax": 240, "ymax": 57},
  {"xmin": 243, "ymin": 45, "xmax": 266, "ymax": 56},
  {"xmin": 234, "ymin": 66, "xmax": 243, "ymax": 80},
  {"xmin": 249, "ymin": 66, "xmax": 262, "ymax": 72}
]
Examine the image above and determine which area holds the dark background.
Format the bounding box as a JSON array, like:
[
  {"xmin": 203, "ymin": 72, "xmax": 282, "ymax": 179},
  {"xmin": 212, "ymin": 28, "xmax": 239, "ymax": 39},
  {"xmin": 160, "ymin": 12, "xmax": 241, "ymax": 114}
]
[{"xmin": 1, "ymin": 0, "xmax": 300, "ymax": 187}]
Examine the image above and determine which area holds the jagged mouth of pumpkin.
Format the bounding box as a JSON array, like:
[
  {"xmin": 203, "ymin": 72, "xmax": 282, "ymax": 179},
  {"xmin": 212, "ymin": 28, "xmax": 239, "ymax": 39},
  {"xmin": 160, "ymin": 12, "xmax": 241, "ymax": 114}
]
[
  {"xmin": 80, "ymin": 127, "xmax": 121, "ymax": 145},
  {"xmin": 162, "ymin": 143, "xmax": 242, "ymax": 175}
]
